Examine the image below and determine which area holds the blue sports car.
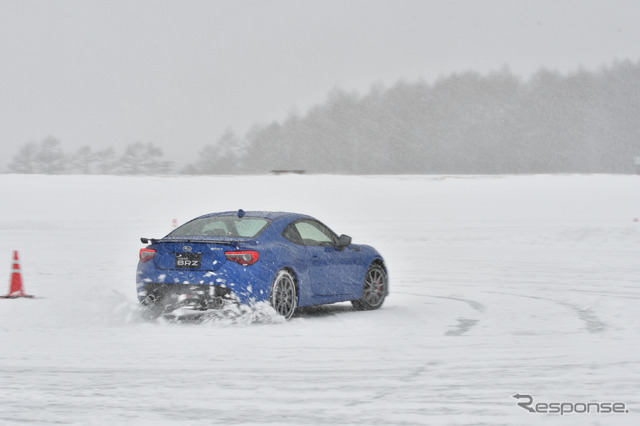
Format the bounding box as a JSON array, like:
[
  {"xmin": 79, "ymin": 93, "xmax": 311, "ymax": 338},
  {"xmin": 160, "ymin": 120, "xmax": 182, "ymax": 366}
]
[{"xmin": 137, "ymin": 210, "xmax": 388, "ymax": 319}]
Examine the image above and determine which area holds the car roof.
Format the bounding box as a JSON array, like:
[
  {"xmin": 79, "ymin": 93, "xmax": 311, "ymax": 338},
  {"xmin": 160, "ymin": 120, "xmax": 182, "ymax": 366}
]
[{"xmin": 198, "ymin": 210, "xmax": 312, "ymax": 221}]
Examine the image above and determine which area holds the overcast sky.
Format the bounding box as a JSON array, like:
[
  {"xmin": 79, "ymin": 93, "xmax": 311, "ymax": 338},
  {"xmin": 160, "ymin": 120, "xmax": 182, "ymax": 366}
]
[{"xmin": 1, "ymin": 0, "xmax": 640, "ymax": 166}]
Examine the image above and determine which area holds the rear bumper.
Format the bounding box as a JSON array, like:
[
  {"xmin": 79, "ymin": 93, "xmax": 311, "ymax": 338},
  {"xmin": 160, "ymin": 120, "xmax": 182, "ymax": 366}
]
[
  {"xmin": 136, "ymin": 260, "xmax": 275, "ymax": 306},
  {"xmin": 138, "ymin": 283, "xmax": 235, "ymax": 311}
]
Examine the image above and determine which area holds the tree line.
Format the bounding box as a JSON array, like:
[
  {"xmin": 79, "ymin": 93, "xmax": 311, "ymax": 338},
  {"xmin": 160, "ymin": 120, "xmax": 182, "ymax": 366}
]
[
  {"xmin": 3, "ymin": 138, "xmax": 172, "ymax": 175},
  {"xmin": 4, "ymin": 59, "xmax": 640, "ymax": 175}
]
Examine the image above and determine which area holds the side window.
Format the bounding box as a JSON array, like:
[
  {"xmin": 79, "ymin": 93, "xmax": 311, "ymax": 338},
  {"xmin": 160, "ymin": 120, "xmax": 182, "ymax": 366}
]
[
  {"xmin": 282, "ymin": 224, "xmax": 303, "ymax": 245},
  {"xmin": 294, "ymin": 220, "xmax": 336, "ymax": 246}
]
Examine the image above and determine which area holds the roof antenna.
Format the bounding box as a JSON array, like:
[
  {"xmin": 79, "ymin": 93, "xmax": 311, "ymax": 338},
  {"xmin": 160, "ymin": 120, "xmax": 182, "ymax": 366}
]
[{"xmin": 237, "ymin": 209, "xmax": 245, "ymax": 218}]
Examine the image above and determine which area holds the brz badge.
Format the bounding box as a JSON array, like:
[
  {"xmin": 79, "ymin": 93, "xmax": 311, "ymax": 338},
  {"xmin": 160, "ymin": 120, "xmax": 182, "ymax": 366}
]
[{"xmin": 183, "ymin": 246, "xmax": 192, "ymax": 252}]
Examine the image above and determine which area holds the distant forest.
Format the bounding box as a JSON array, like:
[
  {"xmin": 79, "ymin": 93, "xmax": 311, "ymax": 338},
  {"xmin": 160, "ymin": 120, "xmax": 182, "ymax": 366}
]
[{"xmin": 4, "ymin": 60, "xmax": 640, "ymax": 175}]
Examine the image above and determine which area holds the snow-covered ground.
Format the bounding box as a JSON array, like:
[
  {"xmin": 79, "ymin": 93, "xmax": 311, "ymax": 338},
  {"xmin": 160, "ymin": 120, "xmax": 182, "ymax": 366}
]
[{"xmin": 0, "ymin": 174, "xmax": 638, "ymax": 425}]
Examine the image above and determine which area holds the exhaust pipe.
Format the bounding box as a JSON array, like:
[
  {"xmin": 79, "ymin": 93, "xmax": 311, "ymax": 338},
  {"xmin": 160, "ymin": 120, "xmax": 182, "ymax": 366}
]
[{"xmin": 142, "ymin": 294, "xmax": 158, "ymax": 306}]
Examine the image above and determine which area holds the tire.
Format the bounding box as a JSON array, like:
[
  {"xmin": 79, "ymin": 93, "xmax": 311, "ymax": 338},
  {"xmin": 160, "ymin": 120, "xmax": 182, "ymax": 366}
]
[
  {"xmin": 141, "ymin": 305, "xmax": 163, "ymax": 320},
  {"xmin": 270, "ymin": 270, "xmax": 298, "ymax": 320},
  {"xmin": 352, "ymin": 263, "xmax": 387, "ymax": 311},
  {"xmin": 139, "ymin": 292, "xmax": 165, "ymax": 320}
]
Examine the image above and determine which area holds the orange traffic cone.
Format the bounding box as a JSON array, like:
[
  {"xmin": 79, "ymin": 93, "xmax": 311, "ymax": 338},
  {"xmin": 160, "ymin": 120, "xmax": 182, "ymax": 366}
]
[{"xmin": 2, "ymin": 251, "xmax": 33, "ymax": 299}]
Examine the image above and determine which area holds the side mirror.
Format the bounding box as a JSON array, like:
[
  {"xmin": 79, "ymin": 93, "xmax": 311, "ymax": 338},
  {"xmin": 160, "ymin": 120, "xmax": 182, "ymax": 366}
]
[{"xmin": 338, "ymin": 234, "xmax": 352, "ymax": 248}]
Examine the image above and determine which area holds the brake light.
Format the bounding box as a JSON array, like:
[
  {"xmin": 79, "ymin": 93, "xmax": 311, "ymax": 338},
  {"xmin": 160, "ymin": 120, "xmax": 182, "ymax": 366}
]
[
  {"xmin": 139, "ymin": 248, "xmax": 156, "ymax": 263},
  {"xmin": 225, "ymin": 250, "xmax": 259, "ymax": 266}
]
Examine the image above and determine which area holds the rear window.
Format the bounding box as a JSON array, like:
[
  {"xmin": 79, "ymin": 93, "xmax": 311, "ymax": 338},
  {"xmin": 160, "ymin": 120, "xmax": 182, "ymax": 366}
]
[{"xmin": 169, "ymin": 216, "xmax": 270, "ymax": 239}]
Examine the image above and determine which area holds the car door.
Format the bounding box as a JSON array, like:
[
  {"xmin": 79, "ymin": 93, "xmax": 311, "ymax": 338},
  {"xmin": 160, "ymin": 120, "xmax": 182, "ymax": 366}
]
[{"xmin": 285, "ymin": 219, "xmax": 358, "ymax": 296}]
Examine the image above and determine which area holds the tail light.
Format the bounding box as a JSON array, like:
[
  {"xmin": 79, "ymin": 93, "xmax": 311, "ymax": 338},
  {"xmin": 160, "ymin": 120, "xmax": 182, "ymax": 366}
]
[
  {"xmin": 225, "ymin": 250, "xmax": 259, "ymax": 266},
  {"xmin": 139, "ymin": 248, "xmax": 156, "ymax": 263}
]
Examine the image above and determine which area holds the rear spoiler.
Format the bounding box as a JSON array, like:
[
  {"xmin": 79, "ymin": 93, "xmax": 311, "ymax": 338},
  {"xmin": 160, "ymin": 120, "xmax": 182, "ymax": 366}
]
[{"xmin": 140, "ymin": 237, "xmax": 256, "ymax": 246}]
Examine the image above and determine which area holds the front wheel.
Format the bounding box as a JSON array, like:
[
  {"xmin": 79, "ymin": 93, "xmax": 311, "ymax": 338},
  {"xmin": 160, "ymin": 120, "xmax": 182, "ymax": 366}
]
[
  {"xmin": 352, "ymin": 263, "xmax": 387, "ymax": 311},
  {"xmin": 270, "ymin": 270, "xmax": 297, "ymax": 320}
]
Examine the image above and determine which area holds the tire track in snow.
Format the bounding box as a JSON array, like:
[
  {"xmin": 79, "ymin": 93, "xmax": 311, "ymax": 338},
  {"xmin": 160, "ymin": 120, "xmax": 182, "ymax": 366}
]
[
  {"xmin": 429, "ymin": 296, "xmax": 487, "ymax": 336},
  {"xmin": 427, "ymin": 294, "xmax": 486, "ymax": 336},
  {"xmin": 445, "ymin": 318, "xmax": 479, "ymax": 336},
  {"xmin": 486, "ymin": 291, "xmax": 607, "ymax": 334},
  {"xmin": 395, "ymin": 292, "xmax": 487, "ymax": 336}
]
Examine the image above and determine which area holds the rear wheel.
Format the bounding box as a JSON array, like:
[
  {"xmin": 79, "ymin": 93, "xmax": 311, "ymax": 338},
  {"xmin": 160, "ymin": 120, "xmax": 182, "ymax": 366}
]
[
  {"xmin": 352, "ymin": 263, "xmax": 387, "ymax": 310},
  {"xmin": 270, "ymin": 270, "xmax": 297, "ymax": 320},
  {"xmin": 140, "ymin": 294, "xmax": 168, "ymax": 320}
]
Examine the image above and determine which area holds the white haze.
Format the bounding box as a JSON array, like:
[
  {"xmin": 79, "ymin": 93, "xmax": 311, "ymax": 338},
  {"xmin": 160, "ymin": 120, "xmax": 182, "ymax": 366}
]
[{"xmin": 1, "ymin": 0, "xmax": 640, "ymax": 165}]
